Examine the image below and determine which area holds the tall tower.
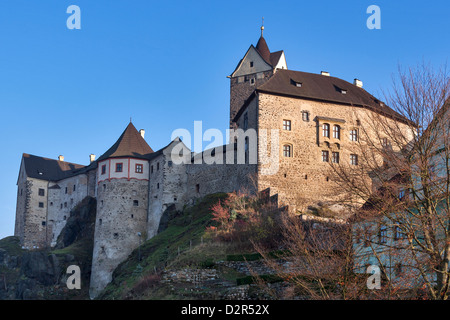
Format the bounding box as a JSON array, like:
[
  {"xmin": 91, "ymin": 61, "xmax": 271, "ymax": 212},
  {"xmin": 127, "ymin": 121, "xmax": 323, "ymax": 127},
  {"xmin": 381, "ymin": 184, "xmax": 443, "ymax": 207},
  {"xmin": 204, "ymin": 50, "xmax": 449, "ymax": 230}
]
[
  {"xmin": 228, "ymin": 24, "xmax": 287, "ymax": 128},
  {"xmin": 89, "ymin": 122, "xmax": 153, "ymax": 298}
]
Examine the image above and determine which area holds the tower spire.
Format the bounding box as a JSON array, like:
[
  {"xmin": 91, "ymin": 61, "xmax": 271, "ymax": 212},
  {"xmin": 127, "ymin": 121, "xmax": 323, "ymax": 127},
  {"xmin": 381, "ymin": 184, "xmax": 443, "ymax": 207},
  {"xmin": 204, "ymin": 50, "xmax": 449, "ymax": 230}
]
[{"xmin": 261, "ymin": 17, "xmax": 264, "ymax": 37}]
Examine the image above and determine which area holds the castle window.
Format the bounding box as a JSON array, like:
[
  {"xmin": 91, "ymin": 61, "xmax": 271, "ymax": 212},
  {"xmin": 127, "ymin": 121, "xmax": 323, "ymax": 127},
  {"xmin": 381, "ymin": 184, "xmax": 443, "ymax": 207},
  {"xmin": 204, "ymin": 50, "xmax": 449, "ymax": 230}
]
[
  {"xmin": 356, "ymin": 120, "xmax": 361, "ymax": 126},
  {"xmin": 302, "ymin": 111, "xmax": 310, "ymax": 122},
  {"xmin": 381, "ymin": 138, "xmax": 390, "ymax": 148},
  {"xmin": 283, "ymin": 145, "xmax": 292, "ymax": 157},
  {"xmin": 131, "ymin": 214, "xmax": 134, "ymax": 218},
  {"xmin": 113, "ymin": 233, "xmax": 119, "ymax": 239},
  {"xmin": 50, "ymin": 202, "xmax": 53, "ymax": 206},
  {"xmin": 60, "ymin": 204, "xmax": 63, "ymax": 209},
  {"xmin": 322, "ymin": 123, "xmax": 330, "ymax": 138},
  {"xmin": 42, "ymin": 221, "xmax": 46, "ymax": 226},
  {"xmin": 133, "ymin": 200, "xmax": 139, "ymax": 207},
  {"xmin": 136, "ymin": 164, "xmax": 143, "ymax": 173},
  {"xmin": 250, "ymin": 78, "xmax": 255, "ymax": 85},
  {"xmin": 394, "ymin": 225, "xmax": 405, "ymax": 241},
  {"xmin": 99, "ymin": 219, "xmax": 102, "ymax": 226},
  {"xmin": 332, "ymin": 152, "xmax": 340, "ymax": 164},
  {"xmin": 101, "ymin": 165, "xmax": 106, "ymax": 175},
  {"xmin": 333, "ymin": 125, "xmax": 340, "ymax": 139},
  {"xmin": 283, "ymin": 120, "xmax": 291, "ymax": 131},
  {"xmin": 196, "ymin": 184, "xmax": 200, "ymax": 193},
  {"xmin": 20, "ymin": 189, "xmax": 23, "ymax": 196},
  {"xmin": 349, "ymin": 129, "xmax": 358, "ymax": 142},
  {"xmin": 65, "ymin": 187, "xmax": 68, "ymax": 194},
  {"xmin": 100, "ymin": 200, "xmax": 103, "ymax": 207},
  {"xmin": 64, "ymin": 202, "xmax": 67, "ymax": 208},
  {"xmin": 70, "ymin": 198, "xmax": 74, "ymax": 205},
  {"xmin": 103, "ymin": 184, "xmax": 106, "ymax": 191},
  {"xmin": 379, "ymin": 225, "xmax": 387, "ymax": 244},
  {"xmin": 73, "ymin": 185, "xmax": 76, "ymax": 191},
  {"xmin": 168, "ymin": 161, "xmax": 173, "ymax": 167},
  {"xmin": 322, "ymin": 150, "xmax": 329, "ymax": 162},
  {"xmin": 115, "ymin": 163, "xmax": 123, "ymax": 172},
  {"xmin": 350, "ymin": 154, "xmax": 359, "ymax": 165},
  {"xmin": 64, "ymin": 215, "xmax": 67, "ymax": 220},
  {"xmin": 38, "ymin": 188, "xmax": 45, "ymax": 196},
  {"xmin": 250, "ymin": 61, "xmax": 254, "ymax": 67},
  {"xmin": 38, "ymin": 202, "xmax": 44, "ymax": 208},
  {"xmin": 157, "ymin": 162, "xmax": 160, "ymax": 171},
  {"xmin": 151, "ymin": 165, "xmax": 154, "ymax": 173},
  {"xmin": 157, "ymin": 183, "xmax": 160, "ymax": 189}
]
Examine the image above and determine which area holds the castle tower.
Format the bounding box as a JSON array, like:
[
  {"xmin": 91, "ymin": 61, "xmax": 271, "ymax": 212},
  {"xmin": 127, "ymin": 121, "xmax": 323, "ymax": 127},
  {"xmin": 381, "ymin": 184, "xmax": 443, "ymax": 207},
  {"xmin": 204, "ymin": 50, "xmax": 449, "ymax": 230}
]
[
  {"xmin": 228, "ymin": 24, "xmax": 287, "ymax": 128},
  {"xmin": 89, "ymin": 122, "xmax": 153, "ymax": 298}
]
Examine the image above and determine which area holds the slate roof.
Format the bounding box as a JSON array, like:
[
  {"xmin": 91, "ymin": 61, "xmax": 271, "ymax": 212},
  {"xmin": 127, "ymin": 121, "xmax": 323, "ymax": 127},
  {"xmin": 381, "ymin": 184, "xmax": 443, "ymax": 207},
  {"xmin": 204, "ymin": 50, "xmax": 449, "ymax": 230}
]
[
  {"xmin": 96, "ymin": 122, "xmax": 154, "ymax": 162},
  {"xmin": 234, "ymin": 69, "xmax": 410, "ymax": 124},
  {"xmin": 21, "ymin": 153, "xmax": 86, "ymax": 181}
]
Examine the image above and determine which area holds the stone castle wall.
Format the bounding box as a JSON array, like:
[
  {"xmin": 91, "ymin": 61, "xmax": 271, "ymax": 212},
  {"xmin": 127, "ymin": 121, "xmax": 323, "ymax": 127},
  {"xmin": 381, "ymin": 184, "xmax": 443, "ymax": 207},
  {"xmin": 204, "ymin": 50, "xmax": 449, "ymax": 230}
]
[{"xmin": 90, "ymin": 177, "xmax": 149, "ymax": 298}]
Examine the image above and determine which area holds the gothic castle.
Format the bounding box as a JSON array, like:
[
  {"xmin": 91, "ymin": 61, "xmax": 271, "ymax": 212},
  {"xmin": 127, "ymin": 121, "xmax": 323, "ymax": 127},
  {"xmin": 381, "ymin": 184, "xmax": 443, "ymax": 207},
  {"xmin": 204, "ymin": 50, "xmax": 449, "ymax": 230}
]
[{"xmin": 14, "ymin": 27, "xmax": 411, "ymax": 298}]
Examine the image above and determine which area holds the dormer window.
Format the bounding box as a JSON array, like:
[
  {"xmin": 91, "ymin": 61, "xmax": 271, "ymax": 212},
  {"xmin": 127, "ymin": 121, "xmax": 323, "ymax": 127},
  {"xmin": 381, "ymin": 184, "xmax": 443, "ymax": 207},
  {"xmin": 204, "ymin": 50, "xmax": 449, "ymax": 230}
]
[
  {"xmin": 341, "ymin": 89, "xmax": 347, "ymax": 94},
  {"xmin": 291, "ymin": 79, "xmax": 302, "ymax": 87}
]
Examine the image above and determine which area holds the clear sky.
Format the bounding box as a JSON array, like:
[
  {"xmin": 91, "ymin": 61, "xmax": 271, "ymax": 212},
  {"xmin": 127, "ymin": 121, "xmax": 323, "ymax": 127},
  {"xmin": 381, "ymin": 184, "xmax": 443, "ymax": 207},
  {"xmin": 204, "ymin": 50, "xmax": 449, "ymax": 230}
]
[{"xmin": 0, "ymin": 0, "xmax": 449, "ymax": 239}]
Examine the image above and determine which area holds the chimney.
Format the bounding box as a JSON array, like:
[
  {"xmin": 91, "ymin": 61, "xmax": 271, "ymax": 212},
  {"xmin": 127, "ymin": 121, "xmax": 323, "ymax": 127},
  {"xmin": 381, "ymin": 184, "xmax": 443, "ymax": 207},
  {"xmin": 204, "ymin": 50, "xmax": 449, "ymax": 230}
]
[
  {"xmin": 139, "ymin": 129, "xmax": 145, "ymax": 139},
  {"xmin": 321, "ymin": 71, "xmax": 330, "ymax": 76},
  {"xmin": 354, "ymin": 78, "xmax": 363, "ymax": 88},
  {"xmin": 89, "ymin": 154, "xmax": 96, "ymax": 163},
  {"xmin": 58, "ymin": 155, "xmax": 64, "ymax": 161}
]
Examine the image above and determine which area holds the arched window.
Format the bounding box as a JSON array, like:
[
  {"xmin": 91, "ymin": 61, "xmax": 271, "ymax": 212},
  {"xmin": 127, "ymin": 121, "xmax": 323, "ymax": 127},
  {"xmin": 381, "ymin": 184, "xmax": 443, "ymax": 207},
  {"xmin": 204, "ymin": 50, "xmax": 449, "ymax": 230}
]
[
  {"xmin": 333, "ymin": 125, "xmax": 340, "ymax": 139},
  {"xmin": 322, "ymin": 123, "xmax": 330, "ymax": 138},
  {"xmin": 283, "ymin": 144, "xmax": 292, "ymax": 157}
]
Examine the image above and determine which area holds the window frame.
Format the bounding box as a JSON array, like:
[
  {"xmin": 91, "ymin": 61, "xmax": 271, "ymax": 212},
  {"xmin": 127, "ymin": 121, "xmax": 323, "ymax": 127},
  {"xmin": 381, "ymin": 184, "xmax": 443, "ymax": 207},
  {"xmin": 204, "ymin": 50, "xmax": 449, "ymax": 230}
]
[
  {"xmin": 350, "ymin": 154, "xmax": 359, "ymax": 165},
  {"xmin": 115, "ymin": 162, "xmax": 123, "ymax": 173},
  {"xmin": 349, "ymin": 129, "xmax": 358, "ymax": 142},
  {"xmin": 283, "ymin": 144, "xmax": 292, "ymax": 158},
  {"xmin": 101, "ymin": 165, "xmax": 106, "ymax": 175},
  {"xmin": 135, "ymin": 163, "xmax": 143, "ymax": 174},
  {"xmin": 332, "ymin": 151, "xmax": 340, "ymax": 164},
  {"xmin": 283, "ymin": 119, "xmax": 292, "ymax": 131},
  {"xmin": 322, "ymin": 123, "xmax": 330, "ymax": 138},
  {"xmin": 322, "ymin": 150, "xmax": 329, "ymax": 162},
  {"xmin": 333, "ymin": 125, "xmax": 341, "ymax": 139}
]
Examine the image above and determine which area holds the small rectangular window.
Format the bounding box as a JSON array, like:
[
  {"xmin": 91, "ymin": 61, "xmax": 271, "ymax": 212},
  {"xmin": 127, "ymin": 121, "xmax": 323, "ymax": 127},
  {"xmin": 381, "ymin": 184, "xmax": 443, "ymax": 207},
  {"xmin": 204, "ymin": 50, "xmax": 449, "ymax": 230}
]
[
  {"xmin": 196, "ymin": 184, "xmax": 200, "ymax": 193},
  {"xmin": 243, "ymin": 112, "xmax": 248, "ymax": 130},
  {"xmin": 133, "ymin": 200, "xmax": 139, "ymax": 207},
  {"xmin": 250, "ymin": 61, "xmax": 254, "ymax": 67},
  {"xmin": 168, "ymin": 161, "xmax": 173, "ymax": 167},
  {"xmin": 135, "ymin": 164, "xmax": 143, "ymax": 173},
  {"xmin": 350, "ymin": 154, "xmax": 359, "ymax": 165},
  {"xmin": 151, "ymin": 165, "xmax": 154, "ymax": 173},
  {"xmin": 283, "ymin": 145, "xmax": 292, "ymax": 158},
  {"xmin": 73, "ymin": 185, "xmax": 76, "ymax": 191},
  {"xmin": 157, "ymin": 163, "xmax": 160, "ymax": 171},
  {"xmin": 332, "ymin": 152, "xmax": 340, "ymax": 164},
  {"xmin": 38, "ymin": 202, "xmax": 44, "ymax": 208},
  {"xmin": 65, "ymin": 187, "xmax": 68, "ymax": 194},
  {"xmin": 349, "ymin": 129, "xmax": 358, "ymax": 141},
  {"xmin": 283, "ymin": 120, "xmax": 291, "ymax": 131},
  {"xmin": 116, "ymin": 163, "xmax": 123, "ymax": 172},
  {"xmin": 302, "ymin": 111, "xmax": 309, "ymax": 122},
  {"xmin": 322, "ymin": 150, "xmax": 329, "ymax": 162},
  {"xmin": 101, "ymin": 165, "xmax": 106, "ymax": 175},
  {"xmin": 38, "ymin": 188, "xmax": 45, "ymax": 196},
  {"xmin": 42, "ymin": 221, "xmax": 46, "ymax": 226}
]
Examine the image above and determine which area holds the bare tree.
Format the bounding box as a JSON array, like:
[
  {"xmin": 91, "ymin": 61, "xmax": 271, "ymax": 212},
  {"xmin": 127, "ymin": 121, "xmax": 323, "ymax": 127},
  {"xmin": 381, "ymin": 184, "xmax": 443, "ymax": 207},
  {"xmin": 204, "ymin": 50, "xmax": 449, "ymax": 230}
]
[{"xmin": 331, "ymin": 62, "xmax": 450, "ymax": 299}]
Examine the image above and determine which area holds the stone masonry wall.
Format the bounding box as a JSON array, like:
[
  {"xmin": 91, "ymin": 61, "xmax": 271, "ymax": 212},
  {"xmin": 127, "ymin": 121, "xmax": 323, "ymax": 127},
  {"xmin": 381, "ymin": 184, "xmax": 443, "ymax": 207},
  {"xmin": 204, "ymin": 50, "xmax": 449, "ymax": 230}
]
[{"xmin": 90, "ymin": 176, "xmax": 149, "ymax": 298}]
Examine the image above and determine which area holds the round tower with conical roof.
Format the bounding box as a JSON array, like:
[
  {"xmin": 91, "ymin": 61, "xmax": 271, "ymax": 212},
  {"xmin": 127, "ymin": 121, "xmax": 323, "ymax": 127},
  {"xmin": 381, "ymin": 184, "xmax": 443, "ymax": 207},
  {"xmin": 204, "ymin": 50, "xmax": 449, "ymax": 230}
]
[{"xmin": 89, "ymin": 122, "xmax": 153, "ymax": 298}]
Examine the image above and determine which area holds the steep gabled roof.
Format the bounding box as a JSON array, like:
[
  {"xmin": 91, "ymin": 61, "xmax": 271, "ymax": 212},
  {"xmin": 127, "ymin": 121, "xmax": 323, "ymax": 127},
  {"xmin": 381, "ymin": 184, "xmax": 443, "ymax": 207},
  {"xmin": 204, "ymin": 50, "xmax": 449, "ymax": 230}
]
[
  {"xmin": 97, "ymin": 122, "xmax": 154, "ymax": 162},
  {"xmin": 233, "ymin": 69, "xmax": 410, "ymax": 124},
  {"xmin": 21, "ymin": 153, "xmax": 86, "ymax": 181}
]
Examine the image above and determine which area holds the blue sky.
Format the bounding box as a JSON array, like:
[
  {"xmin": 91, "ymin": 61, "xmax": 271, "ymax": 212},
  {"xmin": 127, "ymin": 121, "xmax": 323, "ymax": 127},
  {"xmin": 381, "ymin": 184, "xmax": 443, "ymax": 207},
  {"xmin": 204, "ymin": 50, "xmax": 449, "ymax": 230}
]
[{"xmin": 0, "ymin": 0, "xmax": 449, "ymax": 239}]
